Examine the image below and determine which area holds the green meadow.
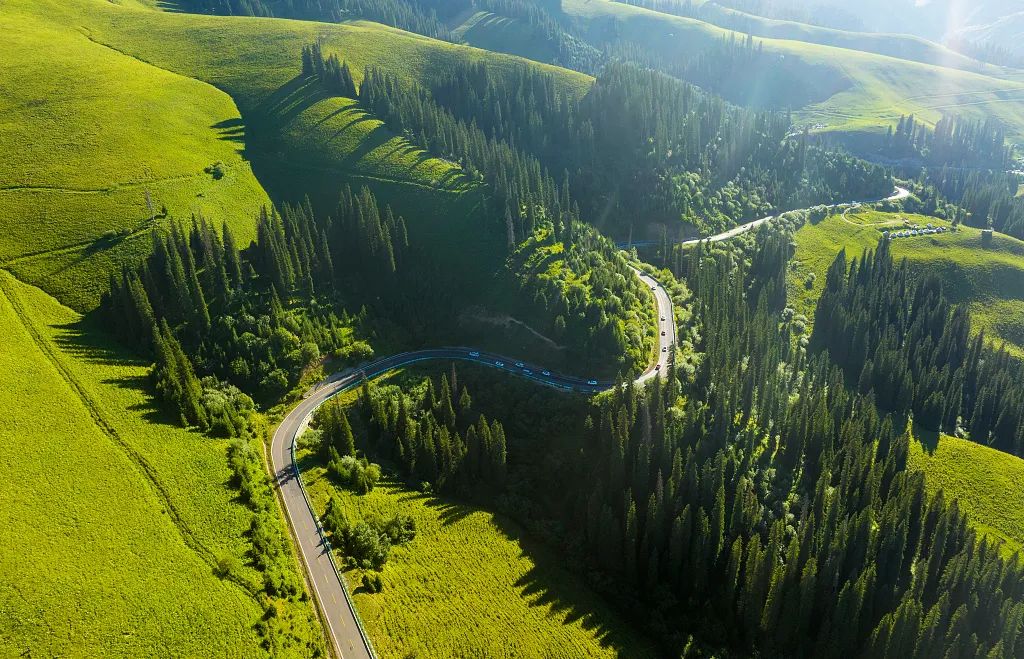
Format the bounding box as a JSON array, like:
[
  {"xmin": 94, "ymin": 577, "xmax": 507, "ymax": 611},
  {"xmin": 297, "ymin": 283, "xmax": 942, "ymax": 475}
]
[
  {"xmin": 909, "ymin": 432, "xmax": 1024, "ymax": 558},
  {"xmin": 0, "ymin": 272, "xmax": 263, "ymax": 656},
  {"xmin": 0, "ymin": 4, "xmax": 268, "ymax": 310},
  {"xmin": 788, "ymin": 208, "xmax": 1024, "ymax": 357}
]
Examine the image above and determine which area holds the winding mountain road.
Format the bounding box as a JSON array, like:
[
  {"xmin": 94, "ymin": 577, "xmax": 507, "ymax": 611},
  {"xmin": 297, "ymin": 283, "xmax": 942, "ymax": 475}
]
[
  {"xmin": 623, "ymin": 186, "xmax": 911, "ymax": 249},
  {"xmin": 270, "ymin": 267, "xmax": 674, "ymax": 658},
  {"xmin": 270, "ymin": 187, "xmax": 908, "ymax": 658}
]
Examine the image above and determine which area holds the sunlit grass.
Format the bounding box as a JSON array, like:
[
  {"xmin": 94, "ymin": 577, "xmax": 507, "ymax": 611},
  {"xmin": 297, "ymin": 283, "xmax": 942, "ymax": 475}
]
[
  {"xmin": 909, "ymin": 432, "xmax": 1024, "ymax": 558},
  {"xmin": 789, "ymin": 208, "xmax": 1024, "ymax": 357},
  {"xmin": 301, "ymin": 469, "xmax": 659, "ymax": 658}
]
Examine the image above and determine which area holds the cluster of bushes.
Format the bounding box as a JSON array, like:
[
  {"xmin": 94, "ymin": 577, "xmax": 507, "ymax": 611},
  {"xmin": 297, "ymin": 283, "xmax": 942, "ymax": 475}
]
[
  {"xmin": 227, "ymin": 439, "xmax": 302, "ymax": 598},
  {"xmin": 327, "ymin": 454, "xmax": 381, "ymax": 494},
  {"xmin": 321, "ymin": 497, "xmax": 416, "ymax": 576}
]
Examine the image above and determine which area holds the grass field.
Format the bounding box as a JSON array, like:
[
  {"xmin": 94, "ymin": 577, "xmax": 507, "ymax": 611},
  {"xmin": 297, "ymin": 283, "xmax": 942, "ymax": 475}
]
[
  {"xmin": 564, "ymin": 0, "xmax": 1024, "ymax": 141},
  {"xmin": 0, "ymin": 271, "xmax": 265, "ymax": 656},
  {"xmin": 626, "ymin": 0, "xmax": 999, "ymax": 75},
  {"xmin": 0, "ymin": 4, "xmax": 269, "ymax": 310},
  {"xmin": 2, "ymin": 0, "xmax": 592, "ymax": 310},
  {"xmin": 909, "ymin": 432, "xmax": 1024, "ymax": 557},
  {"xmin": 0, "ymin": 270, "xmax": 326, "ymax": 657},
  {"xmin": 788, "ymin": 208, "xmax": 1024, "ymax": 357}
]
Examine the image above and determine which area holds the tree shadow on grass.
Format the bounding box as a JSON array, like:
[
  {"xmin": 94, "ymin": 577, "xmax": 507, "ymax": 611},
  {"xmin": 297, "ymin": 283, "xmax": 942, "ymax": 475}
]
[
  {"xmin": 387, "ymin": 485, "xmax": 658, "ymax": 656},
  {"xmin": 50, "ymin": 316, "xmax": 188, "ymax": 429},
  {"xmin": 913, "ymin": 420, "xmax": 941, "ymax": 455},
  {"xmin": 212, "ymin": 117, "xmax": 246, "ymax": 145}
]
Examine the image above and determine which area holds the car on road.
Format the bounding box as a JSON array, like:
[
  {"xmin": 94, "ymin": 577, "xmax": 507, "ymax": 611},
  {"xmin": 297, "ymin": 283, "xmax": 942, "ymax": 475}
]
[
  {"xmin": 651, "ymin": 285, "xmax": 657, "ymax": 290},
  {"xmin": 587, "ymin": 379, "xmax": 598, "ymax": 386},
  {"xmin": 469, "ymin": 351, "xmax": 480, "ymax": 357},
  {"xmin": 655, "ymin": 365, "xmax": 661, "ymax": 371},
  {"xmin": 495, "ymin": 361, "xmax": 504, "ymax": 367},
  {"xmin": 515, "ymin": 362, "xmax": 525, "ymax": 368},
  {"xmin": 661, "ymin": 316, "xmax": 665, "ymax": 321},
  {"xmin": 662, "ymin": 347, "xmax": 667, "ymax": 352},
  {"xmin": 542, "ymin": 370, "xmax": 551, "ymax": 377},
  {"xmin": 661, "ymin": 331, "xmax": 666, "ymax": 336},
  {"xmin": 524, "ymin": 369, "xmax": 533, "ymax": 375}
]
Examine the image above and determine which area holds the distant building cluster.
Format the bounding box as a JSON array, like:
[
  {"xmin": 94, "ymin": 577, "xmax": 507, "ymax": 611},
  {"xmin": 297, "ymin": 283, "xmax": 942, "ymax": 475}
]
[{"xmin": 883, "ymin": 223, "xmax": 949, "ymax": 240}]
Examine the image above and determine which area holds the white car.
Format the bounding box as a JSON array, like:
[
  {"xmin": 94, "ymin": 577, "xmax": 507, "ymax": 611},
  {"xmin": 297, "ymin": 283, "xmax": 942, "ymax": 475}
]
[
  {"xmin": 542, "ymin": 370, "xmax": 551, "ymax": 377},
  {"xmin": 523, "ymin": 369, "xmax": 533, "ymax": 375},
  {"xmin": 469, "ymin": 351, "xmax": 480, "ymax": 357},
  {"xmin": 587, "ymin": 379, "xmax": 598, "ymax": 386},
  {"xmin": 495, "ymin": 361, "xmax": 504, "ymax": 368},
  {"xmin": 515, "ymin": 362, "xmax": 525, "ymax": 368}
]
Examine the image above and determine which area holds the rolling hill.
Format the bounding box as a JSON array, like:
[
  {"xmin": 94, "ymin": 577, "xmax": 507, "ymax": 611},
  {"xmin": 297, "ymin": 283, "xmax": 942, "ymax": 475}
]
[
  {"xmin": 0, "ymin": 1, "xmax": 642, "ymax": 654},
  {"xmin": 2, "ymin": 0, "xmax": 592, "ymax": 313},
  {"xmin": 788, "ymin": 206, "xmax": 1024, "ymax": 358},
  {"xmin": 560, "ymin": 0, "xmax": 1024, "ymax": 143}
]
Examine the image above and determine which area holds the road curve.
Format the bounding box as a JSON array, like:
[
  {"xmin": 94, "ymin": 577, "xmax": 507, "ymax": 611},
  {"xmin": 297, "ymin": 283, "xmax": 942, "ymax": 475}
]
[
  {"xmin": 622, "ymin": 186, "xmax": 911, "ymax": 249},
  {"xmin": 271, "ymin": 269, "xmax": 675, "ymax": 658}
]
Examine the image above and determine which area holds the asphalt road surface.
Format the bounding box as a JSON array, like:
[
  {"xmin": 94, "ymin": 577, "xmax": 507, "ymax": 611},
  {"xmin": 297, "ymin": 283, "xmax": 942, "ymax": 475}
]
[
  {"xmin": 622, "ymin": 186, "xmax": 911, "ymax": 249},
  {"xmin": 269, "ymin": 267, "xmax": 676, "ymax": 658}
]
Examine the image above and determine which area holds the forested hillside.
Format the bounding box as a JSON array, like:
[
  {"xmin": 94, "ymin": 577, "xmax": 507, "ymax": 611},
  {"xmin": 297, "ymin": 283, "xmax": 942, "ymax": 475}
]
[{"xmin": 7, "ymin": 0, "xmax": 1024, "ymax": 656}]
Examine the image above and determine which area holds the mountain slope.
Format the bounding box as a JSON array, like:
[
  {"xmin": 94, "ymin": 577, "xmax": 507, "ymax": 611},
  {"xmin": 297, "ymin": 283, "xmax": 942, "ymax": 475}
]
[{"xmin": 563, "ymin": 0, "xmax": 1024, "ymax": 141}]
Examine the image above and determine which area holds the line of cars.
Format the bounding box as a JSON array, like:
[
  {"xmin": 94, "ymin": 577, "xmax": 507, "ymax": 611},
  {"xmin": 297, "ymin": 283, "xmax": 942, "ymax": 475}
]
[{"xmin": 465, "ymin": 350, "xmax": 599, "ymax": 389}]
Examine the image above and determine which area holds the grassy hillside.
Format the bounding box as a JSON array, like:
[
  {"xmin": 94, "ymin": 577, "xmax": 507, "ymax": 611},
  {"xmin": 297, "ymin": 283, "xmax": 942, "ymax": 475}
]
[
  {"xmin": 630, "ymin": 0, "xmax": 1002, "ymax": 75},
  {"xmin": 0, "ymin": 271, "xmax": 326, "ymax": 657},
  {"xmin": 788, "ymin": 208, "xmax": 1024, "ymax": 357},
  {"xmin": 0, "ymin": 5, "xmax": 269, "ymax": 310},
  {"xmin": 563, "ymin": 0, "xmax": 1024, "ymax": 141},
  {"xmin": 2, "ymin": 0, "xmax": 592, "ymax": 312},
  {"xmin": 909, "ymin": 432, "xmax": 1024, "ymax": 557}
]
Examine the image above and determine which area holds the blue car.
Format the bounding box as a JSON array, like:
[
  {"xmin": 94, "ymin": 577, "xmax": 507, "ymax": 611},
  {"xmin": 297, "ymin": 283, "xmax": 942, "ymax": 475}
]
[
  {"xmin": 495, "ymin": 361, "xmax": 504, "ymax": 368},
  {"xmin": 523, "ymin": 369, "xmax": 533, "ymax": 375}
]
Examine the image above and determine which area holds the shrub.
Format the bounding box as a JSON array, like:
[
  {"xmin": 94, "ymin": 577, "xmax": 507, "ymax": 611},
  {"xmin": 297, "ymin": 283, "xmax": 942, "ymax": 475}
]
[
  {"xmin": 204, "ymin": 161, "xmax": 226, "ymax": 179},
  {"xmin": 328, "ymin": 454, "xmax": 381, "ymax": 494}
]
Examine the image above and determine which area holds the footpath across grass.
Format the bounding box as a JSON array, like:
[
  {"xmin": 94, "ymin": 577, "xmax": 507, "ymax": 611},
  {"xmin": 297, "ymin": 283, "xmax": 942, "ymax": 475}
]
[{"xmin": 0, "ymin": 272, "xmax": 264, "ymax": 657}]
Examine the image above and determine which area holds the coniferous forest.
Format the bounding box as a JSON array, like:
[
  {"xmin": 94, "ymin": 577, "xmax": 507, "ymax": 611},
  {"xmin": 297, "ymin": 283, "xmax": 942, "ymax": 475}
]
[
  {"xmin": 453, "ymin": 228, "xmax": 1024, "ymax": 657},
  {"xmin": 16, "ymin": 0, "xmax": 1024, "ymax": 655}
]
